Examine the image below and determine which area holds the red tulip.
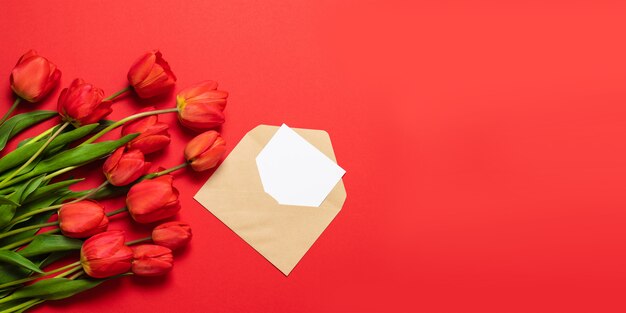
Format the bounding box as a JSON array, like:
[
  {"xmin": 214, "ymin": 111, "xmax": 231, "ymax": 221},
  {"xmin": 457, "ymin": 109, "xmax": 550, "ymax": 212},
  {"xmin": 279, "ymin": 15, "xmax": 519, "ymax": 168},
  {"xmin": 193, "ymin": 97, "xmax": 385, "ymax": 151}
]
[
  {"xmin": 103, "ymin": 147, "xmax": 150, "ymax": 186},
  {"xmin": 152, "ymin": 221, "xmax": 192, "ymax": 250},
  {"xmin": 127, "ymin": 50, "xmax": 176, "ymax": 99},
  {"xmin": 131, "ymin": 244, "xmax": 174, "ymax": 276},
  {"xmin": 58, "ymin": 200, "xmax": 109, "ymax": 238},
  {"xmin": 184, "ymin": 130, "xmax": 226, "ymax": 171},
  {"xmin": 80, "ymin": 231, "xmax": 133, "ymax": 278},
  {"xmin": 57, "ymin": 78, "xmax": 112, "ymax": 126},
  {"xmin": 10, "ymin": 50, "xmax": 61, "ymax": 103},
  {"xmin": 126, "ymin": 174, "xmax": 180, "ymax": 223},
  {"xmin": 176, "ymin": 80, "xmax": 228, "ymax": 131},
  {"xmin": 121, "ymin": 106, "xmax": 171, "ymax": 154}
]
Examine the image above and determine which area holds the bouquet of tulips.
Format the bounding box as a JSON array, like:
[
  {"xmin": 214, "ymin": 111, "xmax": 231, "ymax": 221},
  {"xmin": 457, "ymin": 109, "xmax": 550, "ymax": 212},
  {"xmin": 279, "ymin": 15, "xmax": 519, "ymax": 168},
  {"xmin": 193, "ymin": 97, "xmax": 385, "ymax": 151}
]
[{"xmin": 0, "ymin": 50, "xmax": 228, "ymax": 312}]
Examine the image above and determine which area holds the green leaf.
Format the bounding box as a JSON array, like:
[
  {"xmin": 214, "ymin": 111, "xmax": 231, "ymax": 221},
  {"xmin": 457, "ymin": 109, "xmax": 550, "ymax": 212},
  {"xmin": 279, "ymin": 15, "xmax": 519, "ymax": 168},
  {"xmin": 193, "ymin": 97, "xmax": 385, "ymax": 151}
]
[
  {"xmin": 0, "ymin": 196, "xmax": 18, "ymax": 206},
  {"xmin": 0, "ymin": 250, "xmax": 43, "ymax": 274},
  {"xmin": 17, "ymin": 124, "xmax": 61, "ymax": 148},
  {"xmin": 2, "ymin": 277, "xmax": 103, "ymax": 301},
  {"xmin": 0, "ymin": 124, "xmax": 98, "ymax": 174},
  {"xmin": 0, "ymin": 193, "xmax": 20, "ymax": 228},
  {"xmin": 0, "ymin": 264, "xmax": 29, "ymax": 285},
  {"xmin": 18, "ymin": 175, "xmax": 47, "ymax": 204},
  {"xmin": 9, "ymin": 176, "xmax": 40, "ymax": 204},
  {"xmin": 0, "ymin": 252, "xmax": 54, "ymax": 286},
  {"xmin": 0, "ymin": 176, "xmax": 47, "ymax": 228},
  {"xmin": 0, "ymin": 290, "xmax": 10, "ymax": 299},
  {"xmin": 0, "ymin": 298, "xmax": 28, "ymax": 310},
  {"xmin": 0, "ymin": 208, "xmax": 55, "ymax": 246},
  {"xmin": 0, "ymin": 186, "xmax": 16, "ymax": 197},
  {"xmin": 19, "ymin": 133, "xmax": 138, "ymax": 179},
  {"xmin": 0, "ymin": 253, "xmax": 59, "ymax": 286},
  {"xmin": 0, "ymin": 110, "xmax": 57, "ymax": 152},
  {"xmin": 24, "ymin": 178, "xmax": 83, "ymax": 204},
  {"xmin": 11, "ymin": 156, "xmax": 42, "ymax": 180},
  {"xmin": 18, "ymin": 235, "xmax": 83, "ymax": 258},
  {"xmin": 38, "ymin": 251, "xmax": 71, "ymax": 268},
  {"xmin": 10, "ymin": 193, "xmax": 61, "ymax": 224}
]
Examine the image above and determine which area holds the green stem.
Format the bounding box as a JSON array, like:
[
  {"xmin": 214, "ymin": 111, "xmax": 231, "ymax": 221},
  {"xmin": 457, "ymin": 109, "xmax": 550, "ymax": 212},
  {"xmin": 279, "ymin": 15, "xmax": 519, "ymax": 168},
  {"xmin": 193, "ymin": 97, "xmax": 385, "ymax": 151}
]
[
  {"xmin": 82, "ymin": 107, "xmax": 178, "ymax": 145},
  {"xmin": 126, "ymin": 236, "xmax": 152, "ymax": 246},
  {"xmin": 53, "ymin": 264, "xmax": 83, "ymax": 279},
  {"xmin": 22, "ymin": 123, "xmax": 58, "ymax": 147},
  {"xmin": 0, "ymin": 261, "xmax": 81, "ymax": 291},
  {"xmin": 143, "ymin": 162, "xmax": 188, "ymax": 179},
  {"xmin": 68, "ymin": 269, "xmax": 85, "ymax": 280},
  {"xmin": 0, "ymin": 121, "xmax": 69, "ymax": 189},
  {"xmin": 0, "ymin": 98, "xmax": 21, "ymax": 127},
  {"xmin": 0, "ymin": 298, "xmax": 44, "ymax": 313},
  {"xmin": 0, "ymin": 221, "xmax": 58, "ymax": 240},
  {"xmin": 0, "ymin": 229, "xmax": 59, "ymax": 251},
  {"xmin": 106, "ymin": 207, "xmax": 127, "ymax": 217},
  {"xmin": 6, "ymin": 181, "xmax": 109, "ymax": 228},
  {"xmin": 103, "ymin": 86, "xmax": 131, "ymax": 101},
  {"xmin": 43, "ymin": 165, "xmax": 76, "ymax": 181}
]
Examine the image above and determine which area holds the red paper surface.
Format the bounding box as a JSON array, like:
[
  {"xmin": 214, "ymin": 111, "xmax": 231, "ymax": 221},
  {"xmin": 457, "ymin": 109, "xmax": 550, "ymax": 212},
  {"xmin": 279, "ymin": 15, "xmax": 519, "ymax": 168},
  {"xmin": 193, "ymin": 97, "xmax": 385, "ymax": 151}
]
[{"xmin": 1, "ymin": 1, "xmax": 626, "ymax": 312}]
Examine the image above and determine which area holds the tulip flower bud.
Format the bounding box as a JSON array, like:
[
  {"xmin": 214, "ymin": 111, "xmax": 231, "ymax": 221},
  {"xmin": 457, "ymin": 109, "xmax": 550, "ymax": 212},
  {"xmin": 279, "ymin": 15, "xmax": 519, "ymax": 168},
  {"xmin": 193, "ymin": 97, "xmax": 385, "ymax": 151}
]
[
  {"xmin": 103, "ymin": 147, "xmax": 151, "ymax": 186},
  {"xmin": 121, "ymin": 106, "xmax": 171, "ymax": 154},
  {"xmin": 176, "ymin": 80, "xmax": 228, "ymax": 131},
  {"xmin": 57, "ymin": 78, "xmax": 112, "ymax": 126},
  {"xmin": 184, "ymin": 130, "xmax": 226, "ymax": 171},
  {"xmin": 58, "ymin": 200, "xmax": 109, "ymax": 238},
  {"xmin": 10, "ymin": 50, "xmax": 61, "ymax": 103},
  {"xmin": 152, "ymin": 221, "xmax": 192, "ymax": 250},
  {"xmin": 80, "ymin": 231, "xmax": 133, "ymax": 278},
  {"xmin": 131, "ymin": 244, "xmax": 174, "ymax": 276},
  {"xmin": 127, "ymin": 50, "xmax": 176, "ymax": 99},
  {"xmin": 126, "ymin": 174, "xmax": 181, "ymax": 223}
]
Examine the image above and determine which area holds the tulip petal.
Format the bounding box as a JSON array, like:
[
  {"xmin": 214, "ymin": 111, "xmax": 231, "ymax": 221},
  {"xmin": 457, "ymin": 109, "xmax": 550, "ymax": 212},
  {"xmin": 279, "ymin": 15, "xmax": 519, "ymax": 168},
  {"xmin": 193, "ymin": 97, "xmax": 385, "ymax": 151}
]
[
  {"xmin": 10, "ymin": 51, "xmax": 60, "ymax": 103},
  {"xmin": 179, "ymin": 102, "xmax": 225, "ymax": 131},
  {"xmin": 59, "ymin": 200, "xmax": 108, "ymax": 238},
  {"xmin": 11, "ymin": 56, "xmax": 50, "ymax": 102},
  {"xmin": 127, "ymin": 175, "xmax": 180, "ymax": 223},
  {"xmin": 128, "ymin": 51, "xmax": 176, "ymax": 99},
  {"xmin": 103, "ymin": 147, "xmax": 124, "ymax": 174},
  {"xmin": 80, "ymin": 230, "xmax": 134, "ymax": 278},
  {"xmin": 122, "ymin": 106, "xmax": 159, "ymax": 135},
  {"xmin": 154, "ymin": 51, "xmax": 176, "ymax": 82},
  {"xmin": 185, "ymin": 90, "xmax": 229, "ymax": 108},
  {"xmin": 191, "ymin": 144, "xmax": 226, "ymax": 171},
  {"xmin": 129, "ymin": 134, "xmax": 171, "ymax": 154},
  {"xmin": 152, "ymin": 221, "xmax": 192, "ymax": 250},
  {"xmin": 104, "ymin": 148, "xmax": 148, "ymax": 186},
  {"xmin": 81, "ymin": 231, "xmax": 127, "ymax": 259},
  {"xmin": 127, "ymin": 51, "xmax": 156, "ymax": 86},
  {"xmin": 131, "ymin": 245, "xmax": 173, "ymax": 276},
  {"xmin": 184, "ymin": 130, "xmax": 219, "ymax": 160},
  {"xmin": 57, "ymin": 79, "xmax": 109, "ymax": 125},
  {"xmin": 82, "ymin": 247, "xmax": 133, "ymax": 278},
  {"xmin": 178, "ymin": 80, "xmax": 218, "ymax": 100},
  {"xmin": 16, "ymin": 50, "xmax": 38, "ymax": 65}
]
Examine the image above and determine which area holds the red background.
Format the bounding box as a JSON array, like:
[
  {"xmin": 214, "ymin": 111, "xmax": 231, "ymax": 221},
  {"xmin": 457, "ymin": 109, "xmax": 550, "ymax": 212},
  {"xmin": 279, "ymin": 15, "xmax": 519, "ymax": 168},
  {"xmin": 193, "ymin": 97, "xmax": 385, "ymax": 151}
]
[{"xmin": 2, "ymin": 1, "xmax": 626, "ymax": 312}]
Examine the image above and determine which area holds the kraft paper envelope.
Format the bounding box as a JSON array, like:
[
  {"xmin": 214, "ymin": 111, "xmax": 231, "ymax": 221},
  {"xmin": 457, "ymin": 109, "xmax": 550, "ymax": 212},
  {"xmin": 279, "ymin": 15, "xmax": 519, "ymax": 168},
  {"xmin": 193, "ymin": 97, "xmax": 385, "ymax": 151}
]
[{"xmin": 194, "ymin": 125, "xmax": 347, "ymax": 275}]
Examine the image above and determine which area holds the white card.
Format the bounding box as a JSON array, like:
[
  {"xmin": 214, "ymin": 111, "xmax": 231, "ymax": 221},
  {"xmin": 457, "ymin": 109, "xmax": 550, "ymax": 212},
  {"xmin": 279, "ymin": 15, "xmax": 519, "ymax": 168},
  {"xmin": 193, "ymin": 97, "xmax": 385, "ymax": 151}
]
[{"xmin": 256, "ymin": 124, "xmax": 346, "ymax": 207}]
